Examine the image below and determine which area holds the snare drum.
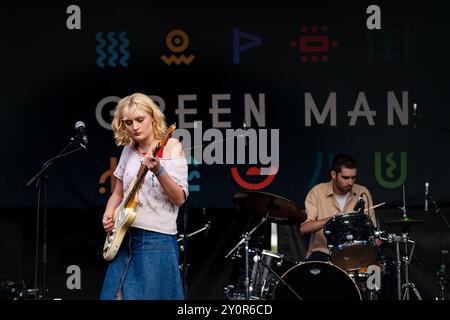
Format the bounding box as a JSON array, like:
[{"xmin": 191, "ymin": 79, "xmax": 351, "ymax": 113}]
[{"xmin": 324, "ymin": 213, "xmax": 378, "ymax": 271}]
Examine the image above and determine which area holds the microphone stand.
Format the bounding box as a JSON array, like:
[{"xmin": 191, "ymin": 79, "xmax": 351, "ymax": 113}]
[
  {"xmin": 428, "ymin": 193, "xmax": 450, "ymax": 300},
  {"xmin": 428, "ymin": 193, "xmax": 450, "ymax": 233},
  {"xmin": 25, "ymin": 135, "xmax": 86, "ymax": 300},
  {"xmin": 177, "ymin": 207, "xmax": 212, "ymax": 299},
  {"xmin": 181, "ymin": 202, "xmax": 188, "ymax": 299},
  {"xmin": 177, "ymin": 223, "xmax": 211, "ymax": 244},
  {"xmin": 413, "ymin": 105, "xmax": 450, "ymax": 135}
]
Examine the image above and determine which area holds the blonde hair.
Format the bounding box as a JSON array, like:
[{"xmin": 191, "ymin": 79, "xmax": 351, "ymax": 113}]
[{"xmin": 111, "ymin": 93, "xmax": 168, "ymax": 146}]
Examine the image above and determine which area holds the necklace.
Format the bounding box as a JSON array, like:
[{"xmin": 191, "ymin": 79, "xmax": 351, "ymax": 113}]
[{"xmin": 136, "ymin": 146, "xmax": 147, "ymax": 156}]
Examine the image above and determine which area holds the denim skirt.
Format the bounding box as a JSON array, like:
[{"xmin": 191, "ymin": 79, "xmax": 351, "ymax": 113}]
[{"xmin": 100, "ymin": 228, "xmax": 184, "ymax": 300}]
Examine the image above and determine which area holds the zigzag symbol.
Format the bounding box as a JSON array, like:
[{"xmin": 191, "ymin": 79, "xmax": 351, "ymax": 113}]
[
  {"xmin": 161, "ymin": 54, "xmax": 195, "ymax": 65},
  {"xmin": 95, "ymin": 31, "xmax": 130, "ymax": 68},
  {"xmin": 107, "ymin": 32, "xmax": 118, "ymax": 67},
  {"xmin": 95, "ymin": 32, "xmax": 107, "ymax": 67},
  {"xmin": 118, "ymin": 31, "xmax": 130, "ymax": 67}
]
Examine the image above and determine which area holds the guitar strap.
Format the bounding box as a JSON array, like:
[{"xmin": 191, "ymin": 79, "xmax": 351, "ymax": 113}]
[{"xmin": 157, "ymin": 146, "xmax": 165, "ymax": 158}]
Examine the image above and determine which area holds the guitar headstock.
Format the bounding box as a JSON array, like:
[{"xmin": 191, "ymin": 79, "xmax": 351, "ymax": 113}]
[{"xmin": 153, "ymin": 123, "xmax": 176, "ymax": 156}]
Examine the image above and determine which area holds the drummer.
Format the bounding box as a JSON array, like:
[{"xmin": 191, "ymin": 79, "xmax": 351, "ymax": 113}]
[{"xmin": 300, "ymin": 154, "xmax": 379, "ymax": 262}]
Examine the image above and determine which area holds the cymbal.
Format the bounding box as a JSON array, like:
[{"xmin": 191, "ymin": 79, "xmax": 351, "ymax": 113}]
[
  {"xmin": 233, "ymin": 191, "xmax": 306, "ymax": 223},
  {"xmin": 385, "ymin": 217, "xmax": 426, "ymax": 226}
]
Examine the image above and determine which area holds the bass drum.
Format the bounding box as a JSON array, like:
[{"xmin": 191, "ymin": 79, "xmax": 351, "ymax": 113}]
[{"xmin": 273, "ymin": 261, "xmax": 361, "ymax": 300}]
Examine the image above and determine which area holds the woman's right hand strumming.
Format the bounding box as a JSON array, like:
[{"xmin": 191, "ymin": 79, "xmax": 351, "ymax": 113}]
[
  {"xmin": 102, "ymin": 179, "xmax": 124, "ymax": 233},
  {"xmin": 102, "ymin": 213, "xmax": 114, "ymax": 233}
]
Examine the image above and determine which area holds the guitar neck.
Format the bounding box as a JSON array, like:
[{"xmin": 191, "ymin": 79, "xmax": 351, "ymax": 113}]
[
  {"xmin": 123, "ymin": 124, "xmax": 176, "ymax": 207},
  {"xmin": 124, "ymin": 163, "xmax": 149, "ymax": 207}
]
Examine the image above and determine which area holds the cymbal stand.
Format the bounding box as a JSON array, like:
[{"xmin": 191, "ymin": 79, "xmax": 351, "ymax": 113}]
[
  {"xmin": 380, "ymin": 186, "xmax": 422, "ymax": 300},
  {"xmin": 225, "ymin": 216, "xmax": 267, "ymax": 300},
  {"xmin": 428, "ymin": 192, "xmax": 450, "ymax": 300},
  {"xmin": 437, "ymin": 249, "xmax": 448, "ymax": 300},
  {"xmin": 401, "ymin": 233, "xmax": 421, "ymax": 300},
  {"xmin": 381, "ymin": 233, "xmax": 420, "ymax": 300},
  {"xmin": 397, "ymin": 185, "xmax": 421, "ymax": 300}
]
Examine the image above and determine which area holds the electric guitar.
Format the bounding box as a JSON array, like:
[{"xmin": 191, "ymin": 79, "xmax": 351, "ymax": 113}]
[{"xmin": 102, "ymin": 124, "xmax": 176, "ymax": 261}]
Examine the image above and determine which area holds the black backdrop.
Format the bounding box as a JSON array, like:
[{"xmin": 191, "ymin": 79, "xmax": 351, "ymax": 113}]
[{"xmin": 1, "ymin": 1, "xmax": 450, "ymax": 300}]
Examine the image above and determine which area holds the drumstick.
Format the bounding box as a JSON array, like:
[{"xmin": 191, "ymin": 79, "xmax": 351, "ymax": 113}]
[
  {"xmin": 348, "ymin": 202, "xmax": 386, "ymax": 214},
  {"xmin": 364, "ymin": 202, "xmax": 386, "ymax": 212}
]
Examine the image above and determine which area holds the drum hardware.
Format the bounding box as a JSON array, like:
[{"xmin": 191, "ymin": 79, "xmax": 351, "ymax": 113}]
[
  {"xmin": 426, "ymin": 188, "xmax": 450, "ymax": 300},
  {"xmin": 0, "ymin": 280, "xmax": 44, "ymax": 300},
  {"xmin": 225, "ymin": 217, "xmax": 268, "ymax": 299},
  {"xmin": 399, "ymin": 234, "xmax": 421, "ymax": 300},
  {"xmin": 226, "ymin": 191, "xmax": 305, "ymax": 300},
  {"xmin": 384, "ymin": 233, "xmax": 420, "ymax": 301},
  {"xmin": 253, "ymin": 251, "xmax": 303, "ymax": 300},
  {"xmin": 384, "ymin": 185, "xmax": 423, "ymax": 300},
  {"xmin": 436, "ymin": 249, "xmax": 448, "ymax": 300}
]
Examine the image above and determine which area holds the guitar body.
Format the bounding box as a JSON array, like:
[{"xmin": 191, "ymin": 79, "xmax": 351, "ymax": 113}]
[
  {"xmin": 102, "ymin": 178, "xmax": 140, "ymax": 261},
  {"xmin": 102, "ymin": 205, "xmax": 137, "ymax": 261},
  {"xmin": 102, "ymin": 124, "xmax": 177, "ymax": 261}
]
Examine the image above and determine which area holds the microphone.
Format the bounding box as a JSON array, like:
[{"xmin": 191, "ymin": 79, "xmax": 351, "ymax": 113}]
[
  {"xmin": 353, "ymin": 196, "xmax": 365, "ymax": 213},
  {"xmin": 425, "ymin": 181, "xmax": 429, "ymax": 212},
  {"xmin": 75, "ymin": 121, "xmax": 88, "ymax": 146},
  {"xmin": 413, "ymin": 103, "xmax": 417, "ymax": 129}
]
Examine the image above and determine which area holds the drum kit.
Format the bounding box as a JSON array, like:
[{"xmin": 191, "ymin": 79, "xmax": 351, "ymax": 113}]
[{"xmin": 224, "ymin": 190, "xmax": 427, "ymax": 300}]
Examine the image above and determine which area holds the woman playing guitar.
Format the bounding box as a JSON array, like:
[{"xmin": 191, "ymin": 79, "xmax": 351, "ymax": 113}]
[{"xmin": 100, "ymin": 93, "xmax": 188, "ymax": 300}]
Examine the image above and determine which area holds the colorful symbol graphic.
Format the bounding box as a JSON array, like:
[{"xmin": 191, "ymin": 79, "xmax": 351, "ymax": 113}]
[
  {"xmin": 368, "ymin": 26, "xmax": 410, "ymax": 63},
  {"xmin": 188, "ymin": 156, "xmax": 201, "ymax": 192},
  {"xmin": 96, "ymin": 31, "xmax": 130, "ymax": 67},
  {"xmin": 161, "ymin": 29, "xmax": 195, "ymax": 65},
  {"xmin": 99, "ymin": 157, "xmax": 117, "ymax": 194},
  {"xmin": 291, "ymin": 25, "xmax": 338, "ymax": 63},
  {"xmin": 374, "ymin": 152, "xmax": 407, "ymax": 188},
  {"xmin": 233, "ymin": 28, "xmax": 262, "ymax": 64},
  {"xmin": 231, "ymin": 166, "xmax": 277, "ymax": 190}
]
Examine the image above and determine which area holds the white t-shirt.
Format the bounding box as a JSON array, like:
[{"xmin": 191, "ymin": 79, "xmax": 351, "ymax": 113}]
[
  {"xmin": 113, "ymin": 145, "xmax": 189, "ymax": 235},
  {"xmin": 334, "ymin": 192, "xmax": 350, "ymax": 212}
]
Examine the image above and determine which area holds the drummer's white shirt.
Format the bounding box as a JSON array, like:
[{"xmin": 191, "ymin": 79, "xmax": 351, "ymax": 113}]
[{"xmin": 334, "ymin": 192, "xmax": 350, "ymax": 212}]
